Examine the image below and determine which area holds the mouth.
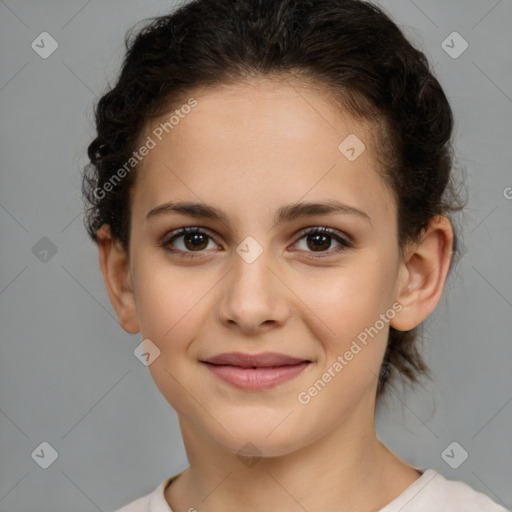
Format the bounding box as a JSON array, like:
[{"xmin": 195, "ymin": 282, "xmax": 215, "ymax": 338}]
[{"xmin": 200, "ymin": 352, "xmax": 312, "ymax": 391}]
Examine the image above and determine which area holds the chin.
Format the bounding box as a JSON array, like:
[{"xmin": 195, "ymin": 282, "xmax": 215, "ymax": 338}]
[{"xmin": 208, "ymin": 419, "xmax": 309, "ymax": 460}]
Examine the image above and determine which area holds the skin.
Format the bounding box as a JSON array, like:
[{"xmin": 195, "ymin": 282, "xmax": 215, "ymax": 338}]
[{"xmin": 97, "ymin": 76, "xmax": 454, "ymax": 512}]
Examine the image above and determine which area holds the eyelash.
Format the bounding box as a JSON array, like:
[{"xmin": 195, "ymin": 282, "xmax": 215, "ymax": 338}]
[{"xmin": 160, "ymin": 226, "xmax": 354, "ymax": 260}]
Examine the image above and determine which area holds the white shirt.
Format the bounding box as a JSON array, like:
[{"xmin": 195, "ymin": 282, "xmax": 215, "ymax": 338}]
[{"xmin": 115, "ymin": 468, "xmax": 510, "ymax": 511}]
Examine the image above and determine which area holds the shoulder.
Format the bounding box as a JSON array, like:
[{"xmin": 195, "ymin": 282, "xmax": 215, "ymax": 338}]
[
  {"xmin": 114, "ymin": 494, "xmax": 150, "ymax": 512},
  {"xmin": 438, "ymin": 471, "xmax": 509, "ymax": 512},
  {"xmin": 386, "ymin": 469, "xmax": 509, "ymax": 512},
  {"xmin": 113, "ymin": 476, "xmax": 175, "ymax": 512},
  {"xmin": 114, "ymin": 489, "xmax": 154, "ymax": 512}
]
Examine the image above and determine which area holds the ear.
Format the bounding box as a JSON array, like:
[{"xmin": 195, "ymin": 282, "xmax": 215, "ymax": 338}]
[
  {"xmin": 97, "ymin": 224, "xmax": 140, "ymax": 334},
  {"xmin": 390, "ymin": 215, "xmax": 454, "ymax": 331}
]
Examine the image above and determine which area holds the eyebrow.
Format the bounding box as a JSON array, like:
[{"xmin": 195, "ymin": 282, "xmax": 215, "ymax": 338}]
[{"xmin": 145, "ymin": 199, "xmax": 372, "ymax": 228}]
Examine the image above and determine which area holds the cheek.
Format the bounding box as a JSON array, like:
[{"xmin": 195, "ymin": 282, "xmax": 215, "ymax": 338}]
[
  {"xmin": 295, "ymin": 274, "xmax": 391, "ymax": 420},
  {"xmin": 303, "ymin": 258, "xmax": 396, "ymax": 339},
  {"xmin": 132, "ymin": 263, "xmax": 209, "ymax": 414},
  {"xmin": 298, "ymin": 254, "xmax": 397, "ymax": 395},
  {"xmin": 132, "ymin": 259, "xmax": 207, "ymax": 345}
]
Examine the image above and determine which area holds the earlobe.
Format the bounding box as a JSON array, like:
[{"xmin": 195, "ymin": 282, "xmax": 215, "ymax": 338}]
[
  {"xmin": 390, "ymin": 216, "xmax": 454, "ymax": 332},
  {"xmin": 97, "ymin": 224, "xmax": 140, "ymax": 334}
]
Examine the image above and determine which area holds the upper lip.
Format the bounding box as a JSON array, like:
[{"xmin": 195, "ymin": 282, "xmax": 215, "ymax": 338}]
[{"xmin": 202, "ymin": 351, "xmax": 310, "ymax": 368}]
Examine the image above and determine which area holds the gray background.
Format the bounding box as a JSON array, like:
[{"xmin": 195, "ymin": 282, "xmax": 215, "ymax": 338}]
[{"xmin": 0, "ymin": 0, "xmax": 511, "ymax": 510}]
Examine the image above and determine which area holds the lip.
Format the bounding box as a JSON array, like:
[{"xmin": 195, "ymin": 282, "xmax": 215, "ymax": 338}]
[
  {"xmin": 201, "ymin": 351, "xmax": 311, "ymax": 391},
  {"xmin": 203, "ymin": 351, "xmax": 308, "ymax": 367}
]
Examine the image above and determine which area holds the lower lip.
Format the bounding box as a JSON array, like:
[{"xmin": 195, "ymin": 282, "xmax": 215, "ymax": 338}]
[{"xmin": 202, "ymin": 362, "xmax": 310, "ymax": 390}]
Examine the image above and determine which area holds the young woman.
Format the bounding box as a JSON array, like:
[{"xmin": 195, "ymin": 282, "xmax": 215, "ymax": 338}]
[{"xmin": 82, "ymin": 0, "xmax": 508, "ymax": 510}]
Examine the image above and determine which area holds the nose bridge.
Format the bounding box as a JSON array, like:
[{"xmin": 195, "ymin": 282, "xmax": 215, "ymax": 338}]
[
  {"xmin": 230, "ymin": 238, "xmax": 276, "ymax": 303},
  {"xmin": 216, "ymin": 236, "xmax": 287, "ymax": 330}
]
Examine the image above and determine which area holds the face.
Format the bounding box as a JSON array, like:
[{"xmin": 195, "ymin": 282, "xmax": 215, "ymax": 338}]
[{"xmin": 118, "ymin": 77, "xmax": 409, "ymax": 457}]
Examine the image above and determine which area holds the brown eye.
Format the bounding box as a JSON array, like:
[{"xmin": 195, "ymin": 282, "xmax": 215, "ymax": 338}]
[
  {"xmin": 293, "ymin": 227, "xmax": 353, "ymax": 257},
  {"xmin": 162, "ymin": 227, "xmax": 218, "ymax": 258},
  {"xmin": 306, "ymin": 232, "xmax": 332, "ymax": 251},
  {"xmin": 182, "ymin": 232, "xmax": 209, "ymax": 251}
]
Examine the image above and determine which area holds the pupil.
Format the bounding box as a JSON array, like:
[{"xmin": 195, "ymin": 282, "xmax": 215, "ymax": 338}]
[
  {"xmin": 186, "ymin": 233, "xmax": 208, "ymax": 250},
  {"xmin": 308, "ymin": 233, "xmax": 330, "ymax": 251},
  {"xmin": 183, "ymin": 233, "xmax": 331, "ymax": 252}
]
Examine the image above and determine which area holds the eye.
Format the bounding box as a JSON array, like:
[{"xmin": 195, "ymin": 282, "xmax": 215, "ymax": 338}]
[
  {"xmin": 161, "ymin": 226, "xmax": 353, "ymax": 260},
  {"xmin": 161, "ymin": 227, "xmax": 219, "ymax": 259},
  {"xmin": 291, "ymin": 227, "xmax": 353, "ymax": 258}
]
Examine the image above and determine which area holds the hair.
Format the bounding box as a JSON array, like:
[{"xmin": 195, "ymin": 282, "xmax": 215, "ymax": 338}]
[{"xmin": 81, "ymin": 0, "xmax": 466, "ymax": 398}]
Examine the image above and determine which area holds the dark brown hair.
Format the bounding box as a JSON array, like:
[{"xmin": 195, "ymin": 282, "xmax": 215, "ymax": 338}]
[{"xmin": 82, "ymin": 0, "xmax": 465, "ymax": 398}]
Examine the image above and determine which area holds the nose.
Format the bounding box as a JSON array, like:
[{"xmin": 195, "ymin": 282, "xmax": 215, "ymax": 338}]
[{"xmin": 215, "ymin": 247, "xmax": 290, "ymax": 335}]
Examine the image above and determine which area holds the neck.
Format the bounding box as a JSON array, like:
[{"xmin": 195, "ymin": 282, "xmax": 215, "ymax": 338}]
[{"xmin": 165, "ymin": 397, "xmax": 420, "ymax": 512}]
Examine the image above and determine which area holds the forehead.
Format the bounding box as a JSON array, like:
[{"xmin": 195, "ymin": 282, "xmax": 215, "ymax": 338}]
[{"xmin": 130, "ymin": 77, "xmax": 396, "ymax": 226}]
